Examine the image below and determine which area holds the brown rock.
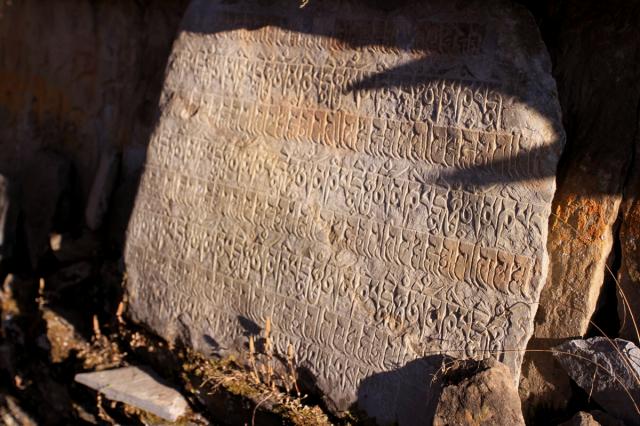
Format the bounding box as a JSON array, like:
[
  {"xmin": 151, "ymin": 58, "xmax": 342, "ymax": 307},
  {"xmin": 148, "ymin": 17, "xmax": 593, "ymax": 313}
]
[
  {"xmin": 560, "ymin": 411, "xmax": 624, "ymax": 426},
  {"xmin": 521, "ymin": 1, "xmax": 640, "ymax": 416},
  {"xmin": 560, "ymin": 412, "xmax": 601, "ymax": 426},
  {"xmin": 434, "ymin": 359, "xmax": 525, "ymax": 426}
]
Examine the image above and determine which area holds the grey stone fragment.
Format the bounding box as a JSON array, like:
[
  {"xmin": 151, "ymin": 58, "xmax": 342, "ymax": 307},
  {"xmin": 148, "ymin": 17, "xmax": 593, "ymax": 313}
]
[
  {"xmin": 434, "ymin": 359, "xmax": 525, "ymax": 426},
  {"xmin": 554, "ymin": 337, "xmax": 640, "ymax": 425},
  {"xmin": 74, "ymin": 366, "xmax": 189, "ymax": 422}
]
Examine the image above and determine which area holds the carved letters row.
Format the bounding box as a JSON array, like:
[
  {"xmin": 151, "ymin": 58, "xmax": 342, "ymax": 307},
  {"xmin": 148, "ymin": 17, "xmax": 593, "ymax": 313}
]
[
  {"xmin": 176, "ymin": 50, "xmax": 505, "ymax": 131},
  {"xmin": 147, "ymin": 133, "xmax": 545, "ymax": 255},
  {"xmin": 197, "ymin": 10, "xmax": 485, "ymax": 56}
]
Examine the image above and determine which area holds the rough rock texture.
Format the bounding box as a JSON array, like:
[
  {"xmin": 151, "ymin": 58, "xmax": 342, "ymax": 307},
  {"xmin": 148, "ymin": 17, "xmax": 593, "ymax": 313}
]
[
  {"xmin": 75, "ymin": 366, "xmax": 189, "ymax": 422},
  {"xmin": 554, "ymin": 337, "xmax": 640, "ymax": 426},
  {"xmin": 0, "ymin": 0, "xmax": 189, "ymax": 238},
  {"xmin": 561, "ymin": 412, "xmax": 602, "ymax": 426},
  {"xmin": 124, "ymin": 0, "xmax": 563, "ymax": 423},
  {"xmin": 520, "ymin": 1, "xmax": 640, "ymax": 417},
  {"xmin": 434, "ymin": 359, "xmax": 525, "ymax": 426},
  {"xmin": 560, "ymin": 411, "xmax": 624, "ymax": 426}
]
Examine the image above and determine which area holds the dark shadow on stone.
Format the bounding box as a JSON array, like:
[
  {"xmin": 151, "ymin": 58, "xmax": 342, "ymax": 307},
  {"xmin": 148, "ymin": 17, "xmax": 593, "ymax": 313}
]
[
  {"xmin": 237, "ymin": 315, "xmax": 261, "ymax": 337},
  {"xmin": 353, "ymin": 356, "xmax": 447, "ymax": 426},
  {"xmin": 203, "ymin": 334, "xmax": 221, "ymax": 352}
]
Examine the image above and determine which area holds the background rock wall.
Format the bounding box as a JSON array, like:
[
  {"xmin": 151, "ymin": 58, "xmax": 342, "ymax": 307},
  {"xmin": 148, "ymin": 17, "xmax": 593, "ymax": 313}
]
[
  {"xmin": 0, "ymin": 0, "xmax": 188, "ymax": 264},
  {"xmin": 518, "ymin": 0, "xmax": 640, "ymax": 421}
]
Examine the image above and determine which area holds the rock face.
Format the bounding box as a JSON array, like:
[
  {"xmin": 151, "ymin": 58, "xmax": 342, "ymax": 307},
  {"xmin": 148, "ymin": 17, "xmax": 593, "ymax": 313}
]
[
  {"xmin": 554, "ymin": 337, "xmax": 640, "ymax": 426},
  {"xmin": 560, "ymin": 411, "xmax": 624, "ymax": 426},
  {"xmin": 124, "ymin": 0, "xmax": 563, "ymax": 423},
  {"xmin": 434, "ymin": 359, "xmax": 525, "ymax": 426},
  {"xmin": 520, "ymin": 1, "xmax": 640, "ymax": 416},
  {"xmin": 0, "ymin": 0, "xmax": 188, "ymax": 237}
]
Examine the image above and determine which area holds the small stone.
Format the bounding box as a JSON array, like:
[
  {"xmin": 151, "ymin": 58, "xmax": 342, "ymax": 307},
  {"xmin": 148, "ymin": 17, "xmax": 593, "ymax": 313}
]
[
  {"xmin": 554, "ymin": 337, "xmax": 640, "ymax": 426},
  {"xmin": 560, "ymin": 411, "xmax": 624, "ymax": 426},
  {"xmin": 434, "ymin": 359, "xmax": 525, "ymax": 426},
  {"xmin": 49, "ymin": 233, "xmax": 62, "ymax": 252},
  {"xmin": 74, "ymin": 366, "xmax": 189, "ymax": 422},
  {"xmin": 560, "ymin": 411, "xmax": 601, "ymax": 426},
  {"xmin": 42, "ymin": 308, "xmax": 88, "ymax": 363}
]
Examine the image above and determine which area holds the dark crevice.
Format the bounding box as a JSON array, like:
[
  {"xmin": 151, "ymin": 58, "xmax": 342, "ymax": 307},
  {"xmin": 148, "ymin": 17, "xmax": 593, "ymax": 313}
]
[
  {"xmin": 586, "ymin": 217, "xmax": 622, "ymax": 338},
  {"xmin": 586, "ymin": 95, "xmax": 640, "ymax": 339}
]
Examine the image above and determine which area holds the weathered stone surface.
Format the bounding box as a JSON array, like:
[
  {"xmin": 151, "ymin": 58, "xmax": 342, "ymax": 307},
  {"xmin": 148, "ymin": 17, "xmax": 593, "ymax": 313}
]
[
  {"xmin": 124, "ymin": 0, "xmax": 563, "ymax": 423},
  {"xmin": 554, "ymin": 337, "xmax": 640, "ymax": 426},
  {"xmin": 521, "ymin": 1, "xmax": 640, "ymax": 416},
  {"xmin": 560, "ymin": 411, "xmax": 601, "ymax": 426},
  {"xmin": 74, "ymin": 366, "xmax": 189, "ymax": 422},
  {"xmin": 434, "ymin": 359, "xmax": 525, "ymax": 426},
  {"xmin": 560, "ymin": 411, "xmax": 624, "ymax": 426}
]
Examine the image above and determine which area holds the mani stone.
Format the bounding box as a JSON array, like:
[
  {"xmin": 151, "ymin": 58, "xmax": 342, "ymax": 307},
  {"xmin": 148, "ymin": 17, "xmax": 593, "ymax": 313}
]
[
  {"xmin": 554, "ymin": 338, "xmax": 640, "ymax": 426},
  {"xmin": 74, "ymin": 366, "xmax": 189, "ymax": 422},
  {"xmin": 124, "ymin": 0, "xmax": 564, "ymax": 423}
]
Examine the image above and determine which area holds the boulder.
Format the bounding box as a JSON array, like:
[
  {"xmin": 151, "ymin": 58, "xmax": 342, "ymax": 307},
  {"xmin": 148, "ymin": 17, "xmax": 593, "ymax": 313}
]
[
  {"xmin": 434, "ymin": 359, "xmax": 525, "ymax": 426},
  {"xmin": 560, "ymin": 411, "xmax": 624, "ymax": 426},
  {"xmin": 554, "ymin": 337, "xmax": 640, "ymax": 426}
]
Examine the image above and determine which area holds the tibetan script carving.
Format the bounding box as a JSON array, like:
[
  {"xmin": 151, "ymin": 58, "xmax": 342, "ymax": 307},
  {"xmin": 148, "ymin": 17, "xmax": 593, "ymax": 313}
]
[{"xmin": 124, "ymin": 0, "xmax": 563, "ymax": 423}]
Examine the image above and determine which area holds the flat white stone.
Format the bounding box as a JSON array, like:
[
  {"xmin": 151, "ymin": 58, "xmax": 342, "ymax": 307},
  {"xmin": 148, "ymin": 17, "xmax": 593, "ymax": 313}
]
[{"xmin": 74, "ymin": 366, "xmax": 189, "ymax": 422}]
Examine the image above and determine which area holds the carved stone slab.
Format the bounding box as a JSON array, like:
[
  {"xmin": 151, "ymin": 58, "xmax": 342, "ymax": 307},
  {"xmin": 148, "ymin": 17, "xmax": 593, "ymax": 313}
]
[{"xmin": 124, "ymin": 0, "xmax": 563, "ymax": 423}]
